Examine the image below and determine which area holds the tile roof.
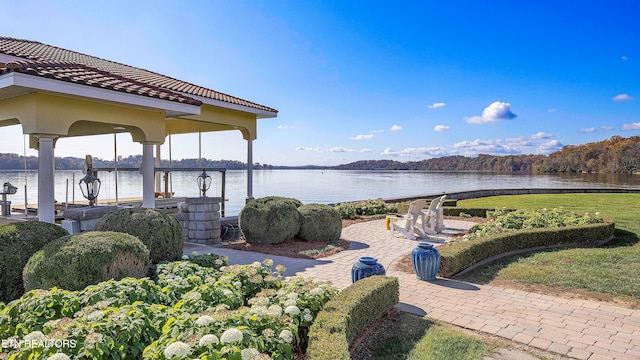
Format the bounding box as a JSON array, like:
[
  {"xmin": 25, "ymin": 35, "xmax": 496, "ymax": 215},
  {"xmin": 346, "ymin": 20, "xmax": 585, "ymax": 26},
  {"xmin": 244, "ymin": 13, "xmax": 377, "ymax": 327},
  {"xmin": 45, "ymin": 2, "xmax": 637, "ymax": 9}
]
[{"xmin": 0, "ymin": 37, "xmax": 277, "ymax": 113}]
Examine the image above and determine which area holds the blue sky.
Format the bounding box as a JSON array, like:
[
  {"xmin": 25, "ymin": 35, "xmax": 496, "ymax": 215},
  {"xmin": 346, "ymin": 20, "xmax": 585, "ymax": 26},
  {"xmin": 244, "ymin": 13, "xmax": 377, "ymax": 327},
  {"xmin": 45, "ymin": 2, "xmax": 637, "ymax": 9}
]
[{"xmin": 1, "ymin": 0, "xmax": 638, "ymax": 166}]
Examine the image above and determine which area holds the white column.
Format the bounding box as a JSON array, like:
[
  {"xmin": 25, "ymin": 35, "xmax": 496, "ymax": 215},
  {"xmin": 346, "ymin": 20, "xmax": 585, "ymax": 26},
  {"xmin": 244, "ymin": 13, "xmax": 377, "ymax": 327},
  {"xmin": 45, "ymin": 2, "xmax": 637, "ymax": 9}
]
[
  {"xmin": 142, "ymin": 143, "xmax": 155, "ymax": 208},
  {"xmin": 155, "ymin": 144, "xmax": 161, "ymax": 192},
  {"xmin": 37, "ymin": 135, "xmax": 55, "ymax": 223},
  {"xmin": 246, "ymin": 139, "xmax": 254, "ymax": 203}
]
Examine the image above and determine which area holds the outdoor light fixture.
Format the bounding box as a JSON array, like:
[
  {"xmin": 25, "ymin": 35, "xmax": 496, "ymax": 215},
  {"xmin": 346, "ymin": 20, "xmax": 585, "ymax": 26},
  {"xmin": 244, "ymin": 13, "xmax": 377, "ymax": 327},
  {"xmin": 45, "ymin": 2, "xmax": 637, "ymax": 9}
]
[
  {"xmin": 197, "ymin": 169, "xmax": 212, "ymax": 197},
  {"xmin": 79, "ymin": 155, "xmax": 101, "ymax": 206}
]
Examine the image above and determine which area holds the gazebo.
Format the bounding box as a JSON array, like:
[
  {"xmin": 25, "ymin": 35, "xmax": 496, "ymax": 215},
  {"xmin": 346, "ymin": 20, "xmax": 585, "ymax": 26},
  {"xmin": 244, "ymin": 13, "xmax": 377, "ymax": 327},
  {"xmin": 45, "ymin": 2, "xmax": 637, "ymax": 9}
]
[{"xmin": 0, "ymin": 37, "xmax": 278, "ymax": 223}]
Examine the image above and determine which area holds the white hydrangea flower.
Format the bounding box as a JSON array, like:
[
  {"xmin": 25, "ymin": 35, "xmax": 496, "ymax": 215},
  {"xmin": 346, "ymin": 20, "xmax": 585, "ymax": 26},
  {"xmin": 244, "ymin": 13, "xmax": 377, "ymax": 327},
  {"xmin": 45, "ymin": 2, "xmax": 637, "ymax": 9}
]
[
  {"xmin": 268, "ymin": 305, "xmax": 282, "ymax": 317},
  {"xmin": 87, "ymin": 310, "xmax": 104, "ymax": 321},
  {"xmin": 220, "ymin": 327, "xmax": 243, "ymax": 343},
  {"xmin": 262, "ymin": 328, "xmax": 274, "ymax": 338},
  {"xmin": 283, "ymin": 299, "xmax": 297, "ymax": 307},
  {"xmin": 198, "ymin": 334, "xmax": 219, "ymax": 347},
  {"xmin": 279, "ymin": 330, "xmax": 293, "ymax": 343},
  {"xmin": 195, "ymin": 315, "xmax": 214, "ymax": 327},
  {"xmin": 284, "ymin": 306, "xmax": 300, "ymax": 316},
  {"xmin": 233, "ymin": 281, "xmax": 242, "ymax": 289},
  {"xmin": 304, "ymin": 313, "xmax": 313, "ymax": 322},
  {"xmin": 181, "ymin": 255, "xmax": 189, "ymax": 260},
  {"xmin": 262, "ymin": 259, "xmax": 274, "ymax": 267},
  {"xmin": 286, "ymin": 292, "xmax": 298, "ymax": 300},
  {"xmin": 252, "ymin": 261, "xmax": 262, "ymax": 268},
  {"xmin": 309, "ymin": 287, "xmax": 324, "ymax": 296},
  {"xmin": 164, "ymin": 341, "xmax": 192, "ymax": 358},
  {"xmin": 184, "ymin": 292, "xmax": 202, "ymax": 301},
  {"xmin": 47, "ymin": 354, "xmax": 70, "ymax": 360},
  {"xmin": 241, "ymin": 348, "xmax": 260, "ymax": 360},
  {"xmin": 24, "ymin": 331, "xmax": 47, "ymax": 343},
  {"xmin": 222, "ymin": 289, "xmax": 234, "ymax": 296}
]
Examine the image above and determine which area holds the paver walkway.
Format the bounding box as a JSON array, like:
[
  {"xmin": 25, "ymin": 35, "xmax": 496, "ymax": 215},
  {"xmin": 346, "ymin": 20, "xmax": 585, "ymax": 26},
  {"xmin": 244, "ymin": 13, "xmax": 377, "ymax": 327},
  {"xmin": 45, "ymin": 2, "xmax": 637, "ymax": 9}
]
[{"xmin": 184, "ymin": 219, "xmax": 640, "ymax": 360}]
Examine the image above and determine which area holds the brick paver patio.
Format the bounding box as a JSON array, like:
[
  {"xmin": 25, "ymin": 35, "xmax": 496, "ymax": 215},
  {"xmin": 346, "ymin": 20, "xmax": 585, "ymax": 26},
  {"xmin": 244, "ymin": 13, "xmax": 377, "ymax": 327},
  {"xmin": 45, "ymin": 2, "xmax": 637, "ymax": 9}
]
[{"xmin": 185, "ymin": 219, "xmax": 640, "ymax": 360}]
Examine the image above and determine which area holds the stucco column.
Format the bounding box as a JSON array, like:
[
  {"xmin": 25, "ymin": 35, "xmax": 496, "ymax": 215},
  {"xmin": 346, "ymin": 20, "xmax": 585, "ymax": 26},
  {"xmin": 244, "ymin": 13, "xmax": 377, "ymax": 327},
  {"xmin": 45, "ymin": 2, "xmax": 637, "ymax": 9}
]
[
  {"xmin": 155, "ymin": 144, "xmax": 161, "ymax": 192},
  {"xmin": 142, "ymin": 143, "xmax": 155, "ymax": 208},
  {"xmin": 246, "ymin": 139, "xmax": 254, "ymax": 203},
  {"xmin": 37, "ymin": 135, "xmax": 56, "ymax": 223}
]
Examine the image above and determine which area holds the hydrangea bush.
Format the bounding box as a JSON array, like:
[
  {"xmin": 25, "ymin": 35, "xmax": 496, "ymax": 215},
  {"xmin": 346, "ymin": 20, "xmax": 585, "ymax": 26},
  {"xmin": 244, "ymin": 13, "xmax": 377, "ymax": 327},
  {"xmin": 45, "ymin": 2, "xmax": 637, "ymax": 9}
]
[
  {"xmin": 0, "ymin": 255, "xmax": 337, "ymax": 360},
  {"xmin": 334, "ymin": 198, "xmax": 398, "ymax": 220},
  {"xmin": 463, "ymin": 208, "xmax": 605, "ymax": 241}
]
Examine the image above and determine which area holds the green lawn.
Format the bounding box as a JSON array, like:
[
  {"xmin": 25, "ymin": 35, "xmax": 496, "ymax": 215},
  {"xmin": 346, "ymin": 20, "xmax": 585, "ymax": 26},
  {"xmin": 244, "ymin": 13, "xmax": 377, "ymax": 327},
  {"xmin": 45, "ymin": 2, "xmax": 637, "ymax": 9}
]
[{"xmin": 456, "ymin": 194, "xmax": 640, "ymax": 301}]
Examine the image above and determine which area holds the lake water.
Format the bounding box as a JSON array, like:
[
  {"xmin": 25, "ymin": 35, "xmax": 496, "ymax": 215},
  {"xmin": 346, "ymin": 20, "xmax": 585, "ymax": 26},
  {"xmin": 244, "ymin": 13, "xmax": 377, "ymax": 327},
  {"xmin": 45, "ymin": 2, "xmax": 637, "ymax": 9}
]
[{"xmin": 1, "ymin": 169, "xmax": 639, "ymax": 216}]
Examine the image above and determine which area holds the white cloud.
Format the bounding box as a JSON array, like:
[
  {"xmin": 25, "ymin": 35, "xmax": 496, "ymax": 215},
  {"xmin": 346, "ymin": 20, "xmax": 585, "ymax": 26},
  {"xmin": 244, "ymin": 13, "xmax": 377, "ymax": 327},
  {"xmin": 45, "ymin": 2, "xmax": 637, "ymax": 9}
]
[
  {"xmin": 613, "ymin": 94, "xmax": 633, "ymax": 101},
  {"xmin": 390, "ymin": 125, "xmax": 403, "ymax": 131},
  {"xmin": 428, "ymin": 102, "xmax": 446, "ymax": 109},
  {"xmin": 580, "ymin": 128, "xmax": 595, "ymax": 133},
  {"xmin": 433, "ymin": 125, "xmax": 450, "ymax": 132},
  {"xmin": 381, "ymin": 147, "xmax": 447, "ymax": 158},
  {"xmin": 537, "ymin": 140, "xmax": 563, "ymax": 154},
  {"xmin": 531, "ymin": 132, "xmax": 553, "ymax": 139},
  {"xmin": 360, "ymin": 148, "xmax": 372, "ymax": 153},
  {"xmin": 601, "ymin": 126, "xmax": 614, "ymax": 131},
  {"xmin": 351, "ymin": 134, "xmax": 376, "ymax": 140},
  {"xmin": 548, "ymin": 109, "xmax": 557, "ymax": 113},
  {"xmin": 465, "ymin": 101, "xmax": 517, "ymax": 124},
  {"xmin": 452, "ymin": 139, "xmax": 521, "ymax": 155},
  {"xmin": 622, "ymin": 55, "xmax": 628, "ymax": 60},
  {"xmin": 502, "ymin": 137, "xmax": 533, "ymax": 147},
  {"xmin": 277, "ymin": 125, "xmax": 294, "ymax": 129},
  {"xmin": 621, "ymin": 122, "xmax": 640, "ymax": 130},
  {"xmin": 296, "ymin": 146, "xmax": 314, "ymax": 151},
  {"xmin": 327, "ymin": 147, "xmax": 348, "ymax": 152}
]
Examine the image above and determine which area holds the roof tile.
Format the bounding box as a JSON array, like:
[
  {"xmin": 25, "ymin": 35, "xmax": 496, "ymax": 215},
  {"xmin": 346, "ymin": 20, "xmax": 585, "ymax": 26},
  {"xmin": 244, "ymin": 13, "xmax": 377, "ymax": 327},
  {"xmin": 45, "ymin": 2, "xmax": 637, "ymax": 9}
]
[{"xmin": 0, "ymin": 37, "xmax": 277, "ymax": 113}]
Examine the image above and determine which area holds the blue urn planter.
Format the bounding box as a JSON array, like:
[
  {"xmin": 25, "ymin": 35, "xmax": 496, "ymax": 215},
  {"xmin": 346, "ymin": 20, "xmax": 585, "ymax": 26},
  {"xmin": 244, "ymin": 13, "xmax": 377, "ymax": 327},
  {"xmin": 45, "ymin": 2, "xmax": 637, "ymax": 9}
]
[
  {"xmin": 351, "ymin": 256, "xmax": 386, "ymax": 283},
  {"xmin": 411, "ymin": 242, "xmax": 441, "ymax": 281}
]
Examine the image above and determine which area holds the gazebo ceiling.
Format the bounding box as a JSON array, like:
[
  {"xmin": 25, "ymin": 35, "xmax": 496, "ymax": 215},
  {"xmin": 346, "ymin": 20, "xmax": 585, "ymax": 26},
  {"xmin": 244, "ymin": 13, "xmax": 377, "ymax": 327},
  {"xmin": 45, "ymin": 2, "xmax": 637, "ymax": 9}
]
[{"xmin": 0, "ymin": 36, "xmax": 277, "ymax": 143}]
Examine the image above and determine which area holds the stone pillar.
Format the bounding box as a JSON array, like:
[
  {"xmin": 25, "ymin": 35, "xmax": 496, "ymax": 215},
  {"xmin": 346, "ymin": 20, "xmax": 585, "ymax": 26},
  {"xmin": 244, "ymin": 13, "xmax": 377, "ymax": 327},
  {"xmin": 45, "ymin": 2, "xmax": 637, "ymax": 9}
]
[
  {"xmin": 174, "ymin": 197, "xmax": 222, "ymax": 245},
  {"xmin": 142, "ymin": 143, "xmax": 155, "ymax": 208},
  {"xmin": 37, "ymin": 135, "xmax": 56, "ymax": 223}
]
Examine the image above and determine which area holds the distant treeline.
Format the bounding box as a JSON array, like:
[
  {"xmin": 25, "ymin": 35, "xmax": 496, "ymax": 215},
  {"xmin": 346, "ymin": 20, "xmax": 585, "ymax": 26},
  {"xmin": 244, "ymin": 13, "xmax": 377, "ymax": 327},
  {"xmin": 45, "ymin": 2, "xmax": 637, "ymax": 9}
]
[
  {"xmin": 333, "ymin": 135, "xmax": 640, "ymax": 173},
  {"xmin": 0, "ymin": 154, "xmax": 275, "ymax": 171},
  {"xmin": 1, "ymin": 135, "xmax": 639, "ymax": 173}
]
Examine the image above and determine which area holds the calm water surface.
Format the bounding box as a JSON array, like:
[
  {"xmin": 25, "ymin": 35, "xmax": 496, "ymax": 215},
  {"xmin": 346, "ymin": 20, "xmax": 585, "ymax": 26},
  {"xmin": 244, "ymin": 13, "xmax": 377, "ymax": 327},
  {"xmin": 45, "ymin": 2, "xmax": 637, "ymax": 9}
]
[{"xmin": 1, "ymin": 170, "xmax": 639, "ymax": 216}]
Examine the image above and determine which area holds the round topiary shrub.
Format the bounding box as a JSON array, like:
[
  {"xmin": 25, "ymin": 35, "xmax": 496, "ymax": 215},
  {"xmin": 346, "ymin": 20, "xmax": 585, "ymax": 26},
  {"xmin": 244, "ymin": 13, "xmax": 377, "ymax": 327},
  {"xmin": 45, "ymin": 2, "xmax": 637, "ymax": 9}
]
[
  {"xmin": 23, "ymin": 231, "xmax": 150, "ymax": 292},
  {"xmin": 297, "ymin": 203, "xmax": 343, "ymax": 242},
  {"xmin": 239, "ymin": 196, "xmax": 302, "ymax": 245},
  {"xmin": 0, "ymin": 221, "xmax": 69, "ymax": 303},
  {"xmin": 93, "ymin": 208, "xmax": 183, "ymax": 263}
]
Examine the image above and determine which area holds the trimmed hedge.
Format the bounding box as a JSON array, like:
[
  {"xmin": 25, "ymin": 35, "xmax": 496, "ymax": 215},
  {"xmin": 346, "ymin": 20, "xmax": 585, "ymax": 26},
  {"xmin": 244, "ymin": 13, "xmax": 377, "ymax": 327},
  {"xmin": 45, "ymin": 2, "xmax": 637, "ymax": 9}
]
[
  {"xmin": 23, "ymin": 231, "xmax": 150, "ymax": 292},
  {"xmin": 443, "ymin": 207, "xmax": 491, "ymax": 218},
  {"xmin": 297, "ymin": 203, "xmax": 342, "ymax": 242},
  {"xmin": 306, "ymin": 276, "xmax": 399, "ymax": 360},
  {"xmin": 94, "ymin": 208, "xmax": 183, "ymax": 263},
  {"xmin": 438, "ymin": 221, "xmax": 616, "ymax": 278},
  {"xmin": 239, "ymin": 196, "xmax": 302, "ymax": 245},
  {"xmin": 0, "ymin": 221, "xmax": 69, "ymax": 303}
]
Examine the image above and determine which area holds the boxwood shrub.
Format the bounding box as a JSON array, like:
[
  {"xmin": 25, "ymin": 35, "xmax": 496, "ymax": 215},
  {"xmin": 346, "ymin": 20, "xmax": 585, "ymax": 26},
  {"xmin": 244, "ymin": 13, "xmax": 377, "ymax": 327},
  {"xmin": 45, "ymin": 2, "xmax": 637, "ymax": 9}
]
[
  {"xmin": 306, "ymin": 276, "xmax": 399, "ymax": 360},
  {"xmin": 0, "ymin": 221, "xmax": 68, "ymax": 303},
  {"xmin": 94, "ymin": 208, "xmax": 183, "ymax": 263},
  {"xmin": 438, "ymin": 221, "xmax": 616, "ymax": 278},
  {"xmin": 23, "ymin": 231, "xmax": 150, "ymax": 292},
  {"xmin": 297, "ymin": 203, "xmax": 342, "ymax": 242},
  {"xmin": 239, "ymin": 196, "xmax": 302, "ymax": 245}
]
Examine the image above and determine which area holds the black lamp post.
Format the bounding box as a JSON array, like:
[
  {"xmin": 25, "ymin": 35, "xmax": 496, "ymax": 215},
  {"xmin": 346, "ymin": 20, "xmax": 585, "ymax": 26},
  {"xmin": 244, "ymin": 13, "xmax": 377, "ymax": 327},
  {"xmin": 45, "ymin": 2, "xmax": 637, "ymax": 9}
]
[
  {"xmin": 79, "ymin": 166, "xmax": 101, "ymax": 207},
  {"xmin": 197, "ymin": 169, "xmax": 212, "ymax": 197}
]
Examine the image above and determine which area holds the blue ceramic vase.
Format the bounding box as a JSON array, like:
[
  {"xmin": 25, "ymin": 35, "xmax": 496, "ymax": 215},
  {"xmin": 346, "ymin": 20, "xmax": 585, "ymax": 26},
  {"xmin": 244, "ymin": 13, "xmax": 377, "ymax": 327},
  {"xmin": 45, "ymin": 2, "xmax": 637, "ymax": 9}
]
[
  {"xmin": 351, "ymin": 256, "xmax": 386, "ymax": 283},
  {"xmin": 411, "ymin": 242, "xmax": 441, "ymax": 281}
]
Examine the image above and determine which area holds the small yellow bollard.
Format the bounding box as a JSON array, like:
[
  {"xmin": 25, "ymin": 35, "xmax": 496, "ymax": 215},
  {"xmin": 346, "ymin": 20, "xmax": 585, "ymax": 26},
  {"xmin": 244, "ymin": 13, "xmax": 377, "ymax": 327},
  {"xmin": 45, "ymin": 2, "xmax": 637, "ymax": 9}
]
[{"xmin": 385, "ymin": 217, "xmax": 391, "ymax": 230}]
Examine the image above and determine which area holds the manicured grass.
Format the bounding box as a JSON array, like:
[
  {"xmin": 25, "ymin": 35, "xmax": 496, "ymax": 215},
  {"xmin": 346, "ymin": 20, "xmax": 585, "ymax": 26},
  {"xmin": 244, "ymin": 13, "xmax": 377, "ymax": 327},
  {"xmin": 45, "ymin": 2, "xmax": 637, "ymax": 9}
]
[
  {"xmin": 456, "ymin": 194, "xmax": 640, "ymax": 301},
  {"xmin": 352, "ymin": 311, "xmax": 493, "ymax": 360}
]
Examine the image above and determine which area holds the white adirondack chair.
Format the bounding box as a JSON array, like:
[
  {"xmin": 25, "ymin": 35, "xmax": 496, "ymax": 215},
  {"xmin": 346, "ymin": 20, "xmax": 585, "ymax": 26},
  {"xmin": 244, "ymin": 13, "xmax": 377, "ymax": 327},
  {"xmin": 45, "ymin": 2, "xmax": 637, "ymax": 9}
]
[
  {"xmin": 420, "ymin": 197, "xmax": 440, "ymax": 235},
  {"xmin": 391, "ymin": 199, "xmax": 428, "ymax": 240},
  {"xmin": 434, "ymin": 194, "xmax": 447, "ymax": 233}
]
